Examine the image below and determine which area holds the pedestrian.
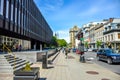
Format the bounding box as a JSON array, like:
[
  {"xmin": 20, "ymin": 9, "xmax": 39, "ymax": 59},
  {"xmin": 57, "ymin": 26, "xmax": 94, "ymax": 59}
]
[
  {"xmin": 80, "ymin": 52, "xmax": 85, "ymax": 63},
  {"xmin": 65, "ymin": 48, "xmax": 68, "ymax": 58},
  {"xmin": 18, "ymin": 44, "xmax": 22, "ymax": 51},
  {"xmin": 15, "ymin": 44, "xmax": 18, "ymax": 51},
  {"xmin": 62, "ymin": 47, "xmax": 65, "ymax": 53}
]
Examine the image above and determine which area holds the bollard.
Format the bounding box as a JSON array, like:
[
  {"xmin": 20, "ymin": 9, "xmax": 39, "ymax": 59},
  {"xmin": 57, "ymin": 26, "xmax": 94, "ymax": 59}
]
[{"xmin": 42, "ymin": 52, "xmax": 48, "ymax": 69}]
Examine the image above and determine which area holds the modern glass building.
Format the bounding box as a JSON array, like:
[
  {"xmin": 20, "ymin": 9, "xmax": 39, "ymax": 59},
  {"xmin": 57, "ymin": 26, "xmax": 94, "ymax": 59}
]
[{"xmin": 0, "ymin": 0, "xmax": 53, "ymax": 50}]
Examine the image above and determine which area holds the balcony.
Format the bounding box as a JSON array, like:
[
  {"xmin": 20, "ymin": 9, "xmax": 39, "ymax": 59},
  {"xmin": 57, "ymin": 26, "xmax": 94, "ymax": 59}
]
[{"xmin": 103, "ymin": 29, "xmax": 120, "ymax": 35}]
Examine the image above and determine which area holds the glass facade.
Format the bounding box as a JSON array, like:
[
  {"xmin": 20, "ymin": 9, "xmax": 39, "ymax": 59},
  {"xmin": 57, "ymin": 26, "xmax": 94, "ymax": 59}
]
[
  {"xmin": 0, "ymin": 0, "xmax": 3, "ymax": 15},
  {"xmin": 11, "ymin": 4, "xmax": 13, "ymax": 21},
  {"xmin": 6, "ymin": 0, "xmax": 9, "ymax": 18},
  {"xmin": 0, "ymin": 0, "xmax": 53, "ymax": 49}
]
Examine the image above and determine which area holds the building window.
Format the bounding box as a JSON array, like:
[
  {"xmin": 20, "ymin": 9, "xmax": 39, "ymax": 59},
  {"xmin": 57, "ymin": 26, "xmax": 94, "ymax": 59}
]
[
  {"xmin": 0, "ymin": 0, "xmax": 4, "ymax": 15},
  {"xmin": 19, "ymin": 10, "xmax": 20, "ymax": 26},
  {"xmin": 108, "ymin": 35, "xmax": 110, "ymax": 41},
  {"xmin": 15, "ymin": 8, "xmax": 17, "ymax": 23},
  {"xmin": 11, "ymin": 4, "xmax": 13, "ymax": 21},
  {"xmin": 111, "ymin": 34, "xmax": 113, "ymax": 40},
  {"xmin": 108, "ymin": 26, "xmax": 111, "ymax": 30},
  {"xmin": 118, "ymin": 33, "xmax": 120, "ymax": 39},
  {"xmin": 105, "ymin": 27, "xmax": 107, "ymax": 31},
  {"xmin": 105, "ymin": 36, "xmax": 107, "ymax": 41},
  {"xmin": 22, "ymin": 13, "xmax": 23, "ymax": 27},
  {"xmin": 6, "ymin": 0, "xmax": 9, "ymax": 18},
  {"xmin": 117, "ymin": 24, "xmax": 120, "ymax": 29}
]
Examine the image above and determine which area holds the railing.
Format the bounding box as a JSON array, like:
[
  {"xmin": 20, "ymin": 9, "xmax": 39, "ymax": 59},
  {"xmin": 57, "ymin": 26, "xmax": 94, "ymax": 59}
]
[
  {"xmin": 2, "ymin": 44, "xmax": 31, "ymax": 71},
  {"xmin": 2, "ymin": 44, "xmax": 16, "ymax": 70}
]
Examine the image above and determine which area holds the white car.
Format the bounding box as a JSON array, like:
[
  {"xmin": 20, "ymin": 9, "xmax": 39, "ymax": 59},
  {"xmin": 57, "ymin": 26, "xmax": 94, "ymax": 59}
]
[{"xmin": 87, "ymin": 48, "xmax": 92, "ymax": 51}]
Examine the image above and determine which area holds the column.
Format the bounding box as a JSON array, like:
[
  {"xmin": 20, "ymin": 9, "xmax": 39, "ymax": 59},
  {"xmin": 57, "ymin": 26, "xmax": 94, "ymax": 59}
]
[
  {"xmin": 40, "ymin": 44, "xmax": 42, "ymax": 51},
  {"xmin": 114, "ymin": 43, "xmax": 116, "ymax": 51},
  {"xmin": 34, "ymin": 43, "xmax": 36, "ymax": 50}
]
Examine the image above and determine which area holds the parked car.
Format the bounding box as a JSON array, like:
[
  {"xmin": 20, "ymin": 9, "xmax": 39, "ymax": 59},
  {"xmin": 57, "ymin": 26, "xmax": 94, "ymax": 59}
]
[
  {"xmin": 84, "ymin": 48, "xmax": 88, "ymax": 52},
  {"xmin": 96, "ymin": 48, "xmax": 120, "ymax": 64},
  {"xmin": 87, "ymin": 48, "xmax": 92, "ymax": 51},
  {"xmin": 72, "ymin": 48, "xmax": 76, "ymax": 52},
  {"xmin": 92, "ymin": 48, "xmax": 98, "ymax": 52}
]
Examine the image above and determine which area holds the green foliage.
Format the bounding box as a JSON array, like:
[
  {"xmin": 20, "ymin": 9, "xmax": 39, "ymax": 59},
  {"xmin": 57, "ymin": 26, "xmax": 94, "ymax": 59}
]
[
  {"xmin": 68, "ymin": 42, "xmax": 72, "ymax": 48},
  {"xmin": 57, "ymin": 39, "xmax": 67, "ymax": 47},
  {"xmin": 50, "ymin": 36, "xmax": 67, "ymax": 48},
  {"xmin": 96, "ymin": 40, "xmax": 102, "ymax": 49},
  {"xmin": 50, "ymin": 36, "xmax": 58, "ymax": 48},
  {"xmin": 84, "ymin": 41, "xmax": 88, "ymax": 48}
]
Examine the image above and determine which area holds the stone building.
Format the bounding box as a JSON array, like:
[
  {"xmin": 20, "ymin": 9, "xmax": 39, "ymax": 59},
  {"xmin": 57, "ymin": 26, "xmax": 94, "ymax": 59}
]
[{"xmin": 69, "ymin": 26, "xmax": 80, "ymax": 48}]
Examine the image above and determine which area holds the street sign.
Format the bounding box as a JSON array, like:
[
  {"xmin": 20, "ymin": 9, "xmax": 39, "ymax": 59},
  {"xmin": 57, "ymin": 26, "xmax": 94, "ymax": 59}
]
[{"xmin": 80, "ymin": 38, "xmax": 84, "ymax": 41}]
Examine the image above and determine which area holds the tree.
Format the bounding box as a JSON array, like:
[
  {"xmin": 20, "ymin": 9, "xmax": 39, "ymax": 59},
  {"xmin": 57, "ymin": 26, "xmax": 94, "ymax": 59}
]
[
  {"xmin": 96, "ymin": 40, "xmax": 102, "ymax": 49},
  {"xmin": 68, "ymin": 42, "xmax": 72, "ymax": 48},
  {"xmin": 106, "ymin": 42, "xmax": 113, "ymax": 49},
  {"xmin": 50, "ymin": 36, "xmax": 67, "ymax": 48},
  {"xmin": 57, "ymin": 39, "xmax": 67, "ymax": 47},
  {"xmin": 50, "ymin": 36, "xmax": 58, "ymax": 48},
  {"xmin": 84, "ymin": 41, "xmax": 88, "ymax": 48}
]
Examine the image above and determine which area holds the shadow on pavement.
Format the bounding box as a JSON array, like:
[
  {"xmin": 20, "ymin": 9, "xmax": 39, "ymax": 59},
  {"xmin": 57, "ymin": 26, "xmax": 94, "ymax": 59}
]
[
  {"xmin": 39, "ymin": 78, "xmax": 47, "ymax": 80},
  {"xmin": 47, "ymin": 66, "xmax": 54, "ymax": 69}
]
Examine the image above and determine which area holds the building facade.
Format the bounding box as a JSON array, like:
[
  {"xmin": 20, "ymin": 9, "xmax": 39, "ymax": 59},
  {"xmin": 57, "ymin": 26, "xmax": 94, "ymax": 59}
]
[
  {"xmin": 75, "ymin": 18, "xmax": 120, "ymax": 51},
  {"xmin": 103, "ymin": 18, "xmax": 120, "ymax": 50},
  {"xmin": 82, "ymin": 21, "xmax": 106, "ymax": 49},
  {"xmin": 0, "ymin": 0, "xmax": 53, "ymax": 50},
  {"xmin": 69, "ymin": 26, "xmax": 80, "ymax": 48}
]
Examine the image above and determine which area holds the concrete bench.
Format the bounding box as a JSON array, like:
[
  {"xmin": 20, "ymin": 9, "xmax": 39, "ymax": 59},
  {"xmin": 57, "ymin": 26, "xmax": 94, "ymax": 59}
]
[{"xmin": 48, "ymin": 52, "xmax": 60, "ymax": 64}]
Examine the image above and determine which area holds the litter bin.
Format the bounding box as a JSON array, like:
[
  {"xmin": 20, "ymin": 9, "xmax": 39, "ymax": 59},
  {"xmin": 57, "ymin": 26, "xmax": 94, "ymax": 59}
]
[{"xmin": 42, "ymin": 52, "xmax": 48, "ymax": 69}]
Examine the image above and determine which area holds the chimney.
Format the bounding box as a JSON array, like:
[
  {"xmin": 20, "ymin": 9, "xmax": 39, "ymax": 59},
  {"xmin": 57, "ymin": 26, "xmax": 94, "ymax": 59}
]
[{"xmin": 109, "ymin": 18, "xmax": 114, "ymax": 23}]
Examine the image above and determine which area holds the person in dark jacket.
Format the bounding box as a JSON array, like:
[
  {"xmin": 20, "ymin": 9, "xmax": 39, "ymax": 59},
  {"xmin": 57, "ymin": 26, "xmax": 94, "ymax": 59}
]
[{"xmin": 65, "ymin": 48, "xmax": 68, "ymax": 58}]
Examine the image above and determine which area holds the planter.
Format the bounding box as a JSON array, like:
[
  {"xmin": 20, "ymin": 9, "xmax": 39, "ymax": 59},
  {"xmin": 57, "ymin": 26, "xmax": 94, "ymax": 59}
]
[{"xmin": 14, "ymin": 67, "xmax": 40, "ymax": 80}]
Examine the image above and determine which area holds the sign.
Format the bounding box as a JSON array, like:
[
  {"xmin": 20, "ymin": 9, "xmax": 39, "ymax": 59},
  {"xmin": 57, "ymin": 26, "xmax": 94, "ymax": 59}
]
[{"xmin": 80, "ymin": 38, "xmax": 84, "ymax": 41}]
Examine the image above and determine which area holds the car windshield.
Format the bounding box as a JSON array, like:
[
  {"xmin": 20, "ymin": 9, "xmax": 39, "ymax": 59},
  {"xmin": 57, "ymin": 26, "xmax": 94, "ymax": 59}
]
[
  {"xmin": 106, "ymin": 49, "xmax": 116, "ymax": 54},
  {"xmin": 106, "ymin": 50, "xmax": 112, "ymax": 53}
]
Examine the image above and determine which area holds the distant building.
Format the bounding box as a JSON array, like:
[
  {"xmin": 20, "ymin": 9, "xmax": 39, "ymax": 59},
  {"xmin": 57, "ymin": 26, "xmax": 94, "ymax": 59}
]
[
  {"xmin": 75, "ymin": 18, "xmax": 120, "ymax": 51},
  {"xmin": 54, "ymin": 32, "xmax": 59, "ymax": 38},
  {"xmin": 69, "ymin": 26, "xmax": 80, "ymax": 48},
  {"xmin": 82, "ymin": 21, "xmax": 107, "ymax": 48},
  {"xmin": 0, "ymin": 0, "xmax": 53, "ymax": 50}
]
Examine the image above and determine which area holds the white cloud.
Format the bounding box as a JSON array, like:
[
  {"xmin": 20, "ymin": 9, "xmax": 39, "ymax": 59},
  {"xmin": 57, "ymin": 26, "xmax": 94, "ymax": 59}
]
[
  {"xmin": 40, "ymin": 0, "xmax": 64, "ymax": 11},
  {"xmin": 56, "ymin": 30, "xmax": 70, "ymax": 43}
]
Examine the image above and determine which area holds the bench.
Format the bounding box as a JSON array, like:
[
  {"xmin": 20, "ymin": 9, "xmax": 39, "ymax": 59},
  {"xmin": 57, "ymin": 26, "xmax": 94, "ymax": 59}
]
[{"xmin": 47, "ymin": 52, "xmax": 60, "ymax": 64}]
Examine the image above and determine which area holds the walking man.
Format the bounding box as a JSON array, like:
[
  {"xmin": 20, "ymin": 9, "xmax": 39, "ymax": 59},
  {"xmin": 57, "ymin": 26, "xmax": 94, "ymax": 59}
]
[{"xmin": 65, "ymin": 48, "xmax": 68, "ymax": 58}]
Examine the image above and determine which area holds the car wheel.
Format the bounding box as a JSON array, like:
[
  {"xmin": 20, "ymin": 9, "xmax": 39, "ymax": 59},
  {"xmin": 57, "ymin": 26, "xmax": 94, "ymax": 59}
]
[
  {"xmin": 107, "ymin": 58, "xmax": 112, "ymax": 64},
  {"xmin": 97, "ymin": 56, "xmax": 100, "ymax": 61}
]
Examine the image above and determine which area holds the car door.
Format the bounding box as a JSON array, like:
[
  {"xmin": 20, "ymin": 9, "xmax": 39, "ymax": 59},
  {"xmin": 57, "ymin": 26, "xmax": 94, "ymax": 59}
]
[
  {"xmin": 101, "ymin": 50, "xmax": 107, "ymax": 60},
  {"xmin": 97, "ymin": 49, "xmax": 103, "ymax": 59}
]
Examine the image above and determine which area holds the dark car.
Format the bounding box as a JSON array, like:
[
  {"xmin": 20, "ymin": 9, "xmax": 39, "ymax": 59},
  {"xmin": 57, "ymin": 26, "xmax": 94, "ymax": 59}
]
[
  {"xmin": 96, "ymin": 48, "xmax": 120, "ymax": 64},
  {"xmin": 72, "ymin": 48, "xmax": 76, "ymax": 52},
  {"xmin": 92, "ymin": 48, "xmax": 98, "ymax": 52}
]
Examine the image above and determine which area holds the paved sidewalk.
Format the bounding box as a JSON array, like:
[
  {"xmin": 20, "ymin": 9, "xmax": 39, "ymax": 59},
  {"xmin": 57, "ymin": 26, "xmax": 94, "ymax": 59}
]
[
  {"xmin": 31, "ymin": 51, "xmax": 120, "ymax": 80},
  {"xmin": 0, "ymin": 50, "xmax": 120, "ymax": 80}
]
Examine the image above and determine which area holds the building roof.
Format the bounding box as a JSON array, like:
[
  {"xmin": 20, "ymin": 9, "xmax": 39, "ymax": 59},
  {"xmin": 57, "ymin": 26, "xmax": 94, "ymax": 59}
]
[{"xmin": 112, "ymin": 18, "xmax": 120, "ymax": 23}]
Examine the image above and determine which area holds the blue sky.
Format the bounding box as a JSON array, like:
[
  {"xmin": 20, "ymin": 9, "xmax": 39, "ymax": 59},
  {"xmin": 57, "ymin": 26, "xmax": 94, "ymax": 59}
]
[{"xmin": 34, "ymin": 0, "xmax": 120, "ymax": 43}]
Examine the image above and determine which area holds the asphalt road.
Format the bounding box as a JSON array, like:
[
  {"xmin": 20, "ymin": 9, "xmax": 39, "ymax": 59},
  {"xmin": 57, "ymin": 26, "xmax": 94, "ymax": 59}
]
[{"xmin": 84, "ymin": 51, "xmax": 120, "ymax": 75}]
